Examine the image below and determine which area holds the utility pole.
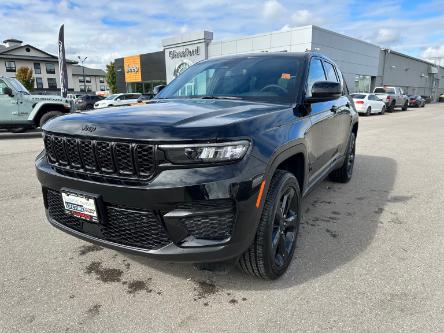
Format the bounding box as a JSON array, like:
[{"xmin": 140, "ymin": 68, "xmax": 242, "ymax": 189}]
[{"xmin": 77, "ymin": 56, "xmax": 87, "ymax": 93}]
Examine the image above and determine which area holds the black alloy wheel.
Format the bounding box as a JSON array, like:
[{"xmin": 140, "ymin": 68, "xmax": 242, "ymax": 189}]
[
  {"xmin": 271, "ymin": 185, "xmax": 299, "ymax": 269},
  {"xmin": 346, "ymin": 133, "xmax": 356, "ymax": 179},
  {"xmin": 239, "ymin": 170, "xmax": 301, "ymax": 279},
  {"xmin": 329, "ymin": 132, "xmax": 356, "ymax": 183}
]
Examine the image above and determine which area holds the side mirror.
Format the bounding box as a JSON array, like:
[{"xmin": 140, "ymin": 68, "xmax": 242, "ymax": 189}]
[
  {"xmin": 305, "ymin": 81, "xmax": 341, "ymax": 103},
  {"xmin": 3, "ymin": 87, "xmax": 13, "ymax": 97},
  {"xmin": 153, "ymin": 85, "xmax": 166, "ymax": 95}
]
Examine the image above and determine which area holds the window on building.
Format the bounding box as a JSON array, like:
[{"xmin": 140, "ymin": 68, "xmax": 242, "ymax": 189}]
[
  {"xmin": 354, "ymin": 75, "xmax": 371, "ymax": 93},
  {"xmin": 323, "ymin": 61, "xmax": 339, "ymax": 82},
  {"xmin": 34, "ymin": 63, "xmax": 41, "ymax": 74},
  {"xmin": 85, "ymin": 76, "xmax": 91, "ymax": 83},
  {"xmin": 47, "ymin": 78, "xmax": 57, "ymax": 89},
  {"xmin": 5, "ymin": 61, "xmax": 16, "ymax": 72},
  {"xmin": 80, "ymin": 85, "xmax": 91, "ymax": 92},
  {"xmin": 99, "ymin": 77, "xmax": 105, "ymax": 83},
  {"xmin": 79, "ymin": 77, "xmax": 84, "ymax": 83},
  {"xmin": 307, "ymin": 58, "xmax": 326, "ymax": 96},
  {"xmin": 35, "ymin": 77, "xmax": 43, "ymax": 89},
  {"xmin": 100, "ymin": 85, "xmax": 106, "ymax": 91},
  {"xmin": 45, "ymin": 63, "xmax": 55, "ymax": 74}
]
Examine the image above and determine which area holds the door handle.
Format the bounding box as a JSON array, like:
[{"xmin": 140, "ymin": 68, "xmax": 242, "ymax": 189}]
[{"xmin": 331, "ymin": 105, "xmax": 339, "ymax": 113}]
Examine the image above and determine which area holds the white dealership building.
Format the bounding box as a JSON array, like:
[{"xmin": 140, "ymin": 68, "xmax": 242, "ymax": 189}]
[{"xmin": 162, "ymin": 25, "xmax": 444, "ymax": 99}]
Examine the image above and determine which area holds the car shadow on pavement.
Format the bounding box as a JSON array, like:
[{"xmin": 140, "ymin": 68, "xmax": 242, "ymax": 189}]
[
  {"xmin": 128, "ymin": 154, "xmax": 397, "ymax": 290},
  {"xmin": 0, "ymin": 130, "xmax": 41, "ymax": 139}
]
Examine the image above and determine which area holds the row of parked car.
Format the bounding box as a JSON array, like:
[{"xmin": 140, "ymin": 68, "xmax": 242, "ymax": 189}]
[
  {"xmin": 71, "ymin": 93, "xmax": 154, "ymax": 111},
  {"xmin": 351, "ymin": 86, "xmax": 428, "ymax": 116}
]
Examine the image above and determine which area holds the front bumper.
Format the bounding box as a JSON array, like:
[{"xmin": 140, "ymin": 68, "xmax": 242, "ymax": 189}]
[{"xmin": 36, "ymin": 153, "xmax": 267, "ymax": 263}]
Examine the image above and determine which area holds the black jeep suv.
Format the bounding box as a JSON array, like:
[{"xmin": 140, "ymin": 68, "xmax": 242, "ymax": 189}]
[{"xmin": 36, "ymin": 52, "xmax": 358, "ymax": 279}]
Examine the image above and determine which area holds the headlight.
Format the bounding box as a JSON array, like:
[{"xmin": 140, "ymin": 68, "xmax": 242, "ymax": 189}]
[{"xmin": 159, "ymin": 140, "xmax": 250, "ymax": 164}]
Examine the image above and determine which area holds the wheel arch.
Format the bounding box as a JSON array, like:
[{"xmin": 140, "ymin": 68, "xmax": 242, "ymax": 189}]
[
  {"xmin": 32, "ymin": 104, "xmax": 69, "ymax": 126},
  {"xmin": 262, "ymin": 142, "xmax": 308, "ymax": 203}
]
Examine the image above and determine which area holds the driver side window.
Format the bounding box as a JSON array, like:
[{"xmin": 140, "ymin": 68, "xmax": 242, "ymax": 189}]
[
  {"xmin": 0, "ymin": 79, "xmax": 8, "ymax": 94},
  {"xmin": 306, "ymin": 58, "xmax": 326, "ymax": 97}
]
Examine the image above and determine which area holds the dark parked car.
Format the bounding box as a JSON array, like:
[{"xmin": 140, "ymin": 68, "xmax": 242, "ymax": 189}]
[
  {"xmin": 36, "ymin": 52, "xmax": 358, "ymax": 279},
  {"xmin": 408, "ymin": 95, "xmax": 425, "ymax": 108},
  {"xmin": 136, "ymin": 93, "xmax": 154, "ymax": 103},
  {"xmin": 75, "ymin": 95, "xmax": 104, "ymax": 111},
  {"xmin": 420, "ymin": 95, "xmax": 432, "ymax": 104}
]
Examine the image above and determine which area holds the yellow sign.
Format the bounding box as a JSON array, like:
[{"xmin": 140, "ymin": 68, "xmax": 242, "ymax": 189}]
[{"xmin": 124, "ymin": 55, "xmax": 141, "ymax": 82}]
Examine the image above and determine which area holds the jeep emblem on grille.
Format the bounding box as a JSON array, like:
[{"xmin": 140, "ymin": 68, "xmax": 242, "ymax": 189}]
[{"xmin": 81, "ymin": 124, "xmax": 96, "ymax": 133}]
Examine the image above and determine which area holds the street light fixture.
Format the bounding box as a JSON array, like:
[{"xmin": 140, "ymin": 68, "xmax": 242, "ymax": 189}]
[{"xmin": 77, "ymin": 56, "xmax": 87, "ymax": 93}]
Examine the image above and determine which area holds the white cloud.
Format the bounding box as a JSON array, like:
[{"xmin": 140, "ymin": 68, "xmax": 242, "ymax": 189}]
[
  {"xmin": 0, "ymin": 0, "xmax": 443, "ymax": 69},
  {"xmin": 421, "ymin": 45, "xmax": 444, "ymax": 65},
  {"xmin": 374, "ymin": 28, "xmax": 401, "ymax": 45},
  {"xmin": 262, "ymin": 0, "xmax": 285, "ymax": 19},
  {"xmin": 291, "ymin": 9, "xmax": 313, "ymax": 26}
]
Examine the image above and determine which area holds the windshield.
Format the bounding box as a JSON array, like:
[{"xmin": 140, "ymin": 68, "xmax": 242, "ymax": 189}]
[
  {"xmin": 156, "ymin": 55, "xmax": 303, "ymax": 104},
  {"xmin": 9, "ymin": 78, "xmax": 30, "ymax": 95},
  {"xmin": 351, "ymin": 94, "xmax": 366, "ymax": 99},
  {"xmin": 104, "ymin": 94, "xmax": 119, "ymax": 100}
]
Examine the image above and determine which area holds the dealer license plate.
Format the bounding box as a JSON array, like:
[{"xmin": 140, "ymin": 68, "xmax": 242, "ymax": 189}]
[{"xmin": 61, "ymin": 191, "xmax": 99, "ymax": 223}]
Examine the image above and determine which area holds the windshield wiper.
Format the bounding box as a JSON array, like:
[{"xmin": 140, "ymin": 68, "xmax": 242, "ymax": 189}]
[{"xmin": 200, "ymin": 96, "xmax": 242, "ymax": 100}]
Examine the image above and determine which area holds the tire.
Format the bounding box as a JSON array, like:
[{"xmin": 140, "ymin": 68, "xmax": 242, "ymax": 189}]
[
  {"xmin": 39, "ymin": 111, "xmax": 64, "ymax": 128},
  {"xmin": 402, "ymin": 101, "xmax": 408, "ymax": 111},
  {"xmin": 388, "ymin": 101, "xmax": 395, "ymax": 112},
  {"xmin": 366, "ymin": 106, "xmax": 371, "ymax": 116},
  {"xmin": 239, "ymin": 170, "xmax": 301, "ymax": 280},
  {"xmin": 329, "ymin": 132, "xmax": 356, "ymax": 183},
  {"xmin": 380, "ymin": 106, "xmax": 385, "ymax": 115},
  {"xmin": 86, "ymin": 104, "xmax": 93, "ymax": 110}
]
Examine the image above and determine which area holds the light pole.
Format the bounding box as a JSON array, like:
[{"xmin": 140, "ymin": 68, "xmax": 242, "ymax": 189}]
[{"xmin": 77, "ymin": 56, "xmax": 87, "ymax": 93}]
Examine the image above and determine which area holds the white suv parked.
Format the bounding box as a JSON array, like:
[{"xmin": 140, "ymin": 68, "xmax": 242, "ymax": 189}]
[{"xmin": 94, "ymin": 93, "xmax": 141, "ymax": 109}]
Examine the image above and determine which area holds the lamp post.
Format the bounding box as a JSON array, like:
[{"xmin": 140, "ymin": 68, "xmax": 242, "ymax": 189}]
[{"xmin": 77, "ymin": 56, "xmax": 87, "ymax": 93}]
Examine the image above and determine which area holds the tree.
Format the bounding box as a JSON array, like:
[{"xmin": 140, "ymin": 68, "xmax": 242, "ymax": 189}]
[
  {"xmin": 16, "ymin": 66, "xmax": 34, "ymax": 91},
  {"xmin": 106, "ymin": 61, "xmax": 117, "ymax": 93}
]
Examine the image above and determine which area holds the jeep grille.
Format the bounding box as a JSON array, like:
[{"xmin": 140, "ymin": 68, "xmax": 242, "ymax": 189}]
[{"xmin": 43, "ymin": 133, "xmax": 155, "ymax": 181}]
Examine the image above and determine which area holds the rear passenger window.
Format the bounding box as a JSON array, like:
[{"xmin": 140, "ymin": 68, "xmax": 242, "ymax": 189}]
[
  {"xmin": 307, "ymin": 58, "xmax": 326, "ymax": 96},
  {"xmin": 323, "ymin": 62, "xmax": 338, "ymax": 82}
]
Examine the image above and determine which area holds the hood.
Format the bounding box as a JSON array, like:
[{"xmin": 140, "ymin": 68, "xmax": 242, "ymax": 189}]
[
  {"xmin": 43, "ymin": 99, "xmax": 292, "ymax": 140},
  {"xmin": 29, "ymin": 94, "xmax": 70, "ymax": 104}
]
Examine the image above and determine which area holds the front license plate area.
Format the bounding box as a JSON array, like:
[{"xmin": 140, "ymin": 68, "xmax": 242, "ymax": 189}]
[{"xmin": 62, "ymin": 191, "xmax": 99, "ymax": 223}]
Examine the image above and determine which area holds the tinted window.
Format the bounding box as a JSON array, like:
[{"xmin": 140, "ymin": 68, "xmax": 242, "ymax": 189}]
[
  {"xmin": 375, "ymin": 87, "xmax": 395, "ymax": 94},
  {"xmin": 352, "ymin": 94, "xmax": 366, "ymax": 99},
  {"xmin": 307, "ymin": 58, "xmax": 326, "ymax": 96},
  {"xmin": 368, "ymin": 95, "xmax": 375, "ymax": 100},
  {"xmin": 323, "ymin": 61, "xmax": 338, "ymax": 82},
  {"xmin": 157, "ymin": 55, "xmax": 303, "ymax": 104}
]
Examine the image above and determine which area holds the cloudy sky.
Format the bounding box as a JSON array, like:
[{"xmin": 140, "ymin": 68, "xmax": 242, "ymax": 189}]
[{"xmin": 1, "ymin": 0, "xmax": 443, "ymax": 69}]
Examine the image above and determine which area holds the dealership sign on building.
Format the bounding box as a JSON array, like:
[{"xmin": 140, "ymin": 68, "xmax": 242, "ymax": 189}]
[{"xmin": 124, "ymin": 55, "xmax": 142, "ymax": 83}]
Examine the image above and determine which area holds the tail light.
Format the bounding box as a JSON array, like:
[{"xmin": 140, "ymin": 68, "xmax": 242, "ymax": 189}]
[
  {"xmin": 355, "ymin": 100, "xmax": 364, "ymax": 104},
  {"xmin": 386, "ymin": 96, "xmax": 391, "ymax": 101}
]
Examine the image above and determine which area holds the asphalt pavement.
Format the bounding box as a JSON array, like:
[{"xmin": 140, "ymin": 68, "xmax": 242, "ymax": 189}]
[{"xmin": 1, "ymin": 104, "xmax": 443, "ymax": 332}]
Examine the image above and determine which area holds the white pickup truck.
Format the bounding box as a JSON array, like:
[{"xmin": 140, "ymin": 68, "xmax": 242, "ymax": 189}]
[{"xmin": 373, "ymin": 86, "xmax": 408, "ymax": 112}]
